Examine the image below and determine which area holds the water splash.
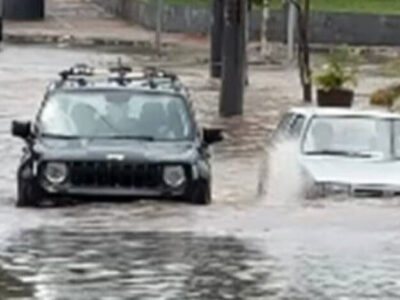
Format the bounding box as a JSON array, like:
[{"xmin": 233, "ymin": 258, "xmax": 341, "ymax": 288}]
[{"xmin": 260, "ymin": 139, "xmax": 305, "ymax": 207}]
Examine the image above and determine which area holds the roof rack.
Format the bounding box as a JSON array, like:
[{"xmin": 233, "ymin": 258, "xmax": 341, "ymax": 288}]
[
  {"xmin": 56, "ymin": 63, "xmax": 186, "ymax": 94},
  {"xmin": 144, "ymin": 66, "xmax": 178, "ymax": 82},
  {"xmin": 59, "ymin": 64, "xmax": 94, "ymax": 81},
  {"xmin": 142, "ymin": 66, "xmax": 185, "ymax": 93}
]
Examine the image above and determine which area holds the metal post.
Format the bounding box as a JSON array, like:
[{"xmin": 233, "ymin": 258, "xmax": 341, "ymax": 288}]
[
  {"xmin": 244, "ymin": 0, "xmax": 250, "ymax": 86},
  {"xmin": 302, "ymin": 0, "xmax": 312, "ymax": 102},
  {"xmin": 155, "ymin": 0, "xmax": 163, "ymax": 56},
  {"xmin": 211, "ymin": 0, "xmax": 225, "ymax": 78},
  {"xmin": 260, "ymin": 0, "xmax": 270, "ymax": 58},
  {"xmin": 0, "ymin": 0, "xmax": 3, "ymax": 42},
  {"xmin": 220, "ymin": 0, "xmax": 247, "ymax": 117},
  {"xmin": 287, "ymin": 1, "xmax": 297, "ymax": 61},
  {"xmin": 297, "ymin": 0, "xmax": 312, "ymax": 102}
]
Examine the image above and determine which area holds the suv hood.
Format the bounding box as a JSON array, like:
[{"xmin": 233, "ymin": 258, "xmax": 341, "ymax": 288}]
[
  {"xmin": 301, "ymin": 156, "xmax": 400, "ymax": 187},
  {"xmin": 34, "ymin": 138, "xmax": 198, "ymax": 163}
]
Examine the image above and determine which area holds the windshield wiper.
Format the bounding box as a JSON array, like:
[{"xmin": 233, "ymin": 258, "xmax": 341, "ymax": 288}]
[
  {"xmin": 305, "ymin": 150, "xmax": 374, "ymax": 158},
  {"xmin": 106, "ymin": 135, "xmax": 155, "ymax": 141},
  {"xmin": 42, "ymin": 133, "xmax": 158, "ymax": 141},
  {"xmin": 41, "ymin": 133, "xmax": 82, "ymax": 140}
]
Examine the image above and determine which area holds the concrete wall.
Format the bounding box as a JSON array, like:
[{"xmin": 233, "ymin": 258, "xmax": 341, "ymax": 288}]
[
  {"xmin": 95, "ymin": 0, "xmax": 212, "ymax": 34},
  {"xmin": 309, "ymin": 13, "xmax": 400, "ymax": 45},
  {"xmin": 95, "ymin": 0, "xmax": 400, "ymax": 46}
]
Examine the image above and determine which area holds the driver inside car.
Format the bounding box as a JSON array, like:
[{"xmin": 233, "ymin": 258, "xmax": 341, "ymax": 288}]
[
  {"xmin": 138, "ymin": 102, "xmax": 170, "ymax": 139},
  {"xmin": 100, "ymin": 93, "xmax": 139, "ymax": 136},
  {"xmin": 70, "ymin": 102, "xmax": 98, "ymax": 136}
]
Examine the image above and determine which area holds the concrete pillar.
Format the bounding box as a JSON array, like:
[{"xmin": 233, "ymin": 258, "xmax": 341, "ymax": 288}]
[
  {"xmin": 219, "ymin": 0, "xmax": 247, "ymax": 117},
  {"xmin": 210, "ymin": 0, "xmax": 225, "ymax": 78}
]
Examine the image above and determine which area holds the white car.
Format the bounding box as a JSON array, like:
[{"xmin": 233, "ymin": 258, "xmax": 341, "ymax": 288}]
[{"xmin": 260, "ymin": 107, "xmax": 400, "ymax": 198}]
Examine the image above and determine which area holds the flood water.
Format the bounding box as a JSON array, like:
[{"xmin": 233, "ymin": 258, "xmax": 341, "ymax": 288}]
[{"xmin": 1, "ymin": 45, "xmax": 400, "ymax": 300}]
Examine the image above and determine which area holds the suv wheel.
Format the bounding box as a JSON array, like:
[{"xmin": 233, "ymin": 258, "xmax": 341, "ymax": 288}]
[
  {"xmin": 190, "ymin": 182, "xmax": 211, "ymax": 205},
  {"xmin": 17, "ymin": 179, "xmax": 41, "ymax": 208}
]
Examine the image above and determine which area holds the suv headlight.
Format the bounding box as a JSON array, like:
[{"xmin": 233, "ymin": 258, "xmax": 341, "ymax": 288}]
[
  {"xmin": 163, "ymin": 166, "xmax": 186, "ymax": 188},
  {"xmin": 44, "ymin": 162, "xmax": 68, "ymax": 184}
]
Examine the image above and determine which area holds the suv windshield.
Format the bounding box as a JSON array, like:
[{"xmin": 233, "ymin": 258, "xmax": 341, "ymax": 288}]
[
  {"xmin": 303, "ymin": 116, "xmax": 392, "ymax": 158},
  {"xmin": 38, "ymin": 90, "xmax": 195, "ymax": 141}
]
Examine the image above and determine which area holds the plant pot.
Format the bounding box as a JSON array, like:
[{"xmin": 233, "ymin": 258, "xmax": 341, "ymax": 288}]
[{"xmin": 317, "ymin": 89, "xmax": 354, "ymax": 107}]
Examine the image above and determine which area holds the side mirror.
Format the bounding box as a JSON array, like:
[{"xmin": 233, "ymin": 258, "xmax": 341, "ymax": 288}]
[
  {"xmin": 203, "ymin": 128, "xmax": 223, "ymax": 145},
  {"xmin": 11, "ymin": 121, "xmax": 32, "ymax": 139}
]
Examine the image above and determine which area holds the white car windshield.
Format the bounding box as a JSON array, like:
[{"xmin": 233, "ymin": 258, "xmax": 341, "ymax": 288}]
[
  {"xmin": 303, "ymin": 116, "xmax": 391, "ymax": 158},
  {"xmin": 38, "ymin": 90, "xmax": 195, "ymax": 141}
]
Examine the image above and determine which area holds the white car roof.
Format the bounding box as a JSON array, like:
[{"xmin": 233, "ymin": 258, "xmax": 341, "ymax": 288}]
[{"xmin": 288, "ymin": 106, "xmax": 400, "ymax": 119}]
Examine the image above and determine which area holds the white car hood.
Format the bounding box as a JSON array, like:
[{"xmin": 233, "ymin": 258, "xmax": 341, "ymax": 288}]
[{"xmin": 301, "ymin": 156, "xmax": 400, "ymax": 186}]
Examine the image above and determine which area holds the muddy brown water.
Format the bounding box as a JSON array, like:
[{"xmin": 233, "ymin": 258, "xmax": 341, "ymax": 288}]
[{"xmin": 1, "ymin": 45, "xmax": 400, "ymax": 300}]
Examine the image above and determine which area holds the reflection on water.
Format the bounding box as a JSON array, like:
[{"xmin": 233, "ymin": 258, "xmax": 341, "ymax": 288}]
[
  {"xmin": 0, "ymin": 267, "xmax": 33, "ymax": 299},
  {"xmin": 1, "ymin": 199, "xmax": 400, "ymax": 300},
  {"xmin": 0, "ymin": 231, "xmax": 278, "ymax": 300}
]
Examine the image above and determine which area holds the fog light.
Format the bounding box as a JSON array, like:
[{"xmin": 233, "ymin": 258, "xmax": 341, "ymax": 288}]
[
  {"xmin": 44, "ymin": 162, "xmax": 68, "ymax": 184},
  {"xmin": 163, "ymin": 166, "xmax": 186, "ymax": 188}
]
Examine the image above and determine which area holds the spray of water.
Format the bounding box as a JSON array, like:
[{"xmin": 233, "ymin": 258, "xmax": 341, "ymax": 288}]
[{"xmin": 259, "ymin": 139, "xmax": 305, "ymax": 206}]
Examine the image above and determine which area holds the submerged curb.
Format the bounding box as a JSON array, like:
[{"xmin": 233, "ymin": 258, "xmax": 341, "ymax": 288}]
[{"xmin": 3, "ymin": 32, "xmax": 166, "ymax": 51}]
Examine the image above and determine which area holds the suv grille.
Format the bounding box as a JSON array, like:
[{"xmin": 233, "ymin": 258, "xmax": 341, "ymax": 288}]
[{"xmin": 67, "ymin": 161, "xmax": 163, "ymax": 188}]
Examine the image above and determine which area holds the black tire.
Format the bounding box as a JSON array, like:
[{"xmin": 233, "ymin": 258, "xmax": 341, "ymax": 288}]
[
  {"xmin": 190, "ymin": 182, "xmax": 211, "ymax": 205},
  {"xmin": 16, "ymin": 179, "xmax": 41, "ymax": 208}
]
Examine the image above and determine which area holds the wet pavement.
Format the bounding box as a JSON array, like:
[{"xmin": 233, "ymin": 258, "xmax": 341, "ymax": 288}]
[{"xmin": 1, "ymin": 44, "xmax": 400, "ymax": 299}]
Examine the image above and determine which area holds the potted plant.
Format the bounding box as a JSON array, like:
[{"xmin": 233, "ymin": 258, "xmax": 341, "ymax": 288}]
[
  {"xmin": 370, "ymin": 84, "xmax": 400, "ymax": 111},
  {"xmin": 313, "ymin": 47, "xmax": 359, "ymax": 107}
]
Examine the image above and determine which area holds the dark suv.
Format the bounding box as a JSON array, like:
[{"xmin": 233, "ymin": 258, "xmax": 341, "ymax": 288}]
[{"xmin": 11, "ymin": 64, "xmax": 223, "ymax": 207}]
